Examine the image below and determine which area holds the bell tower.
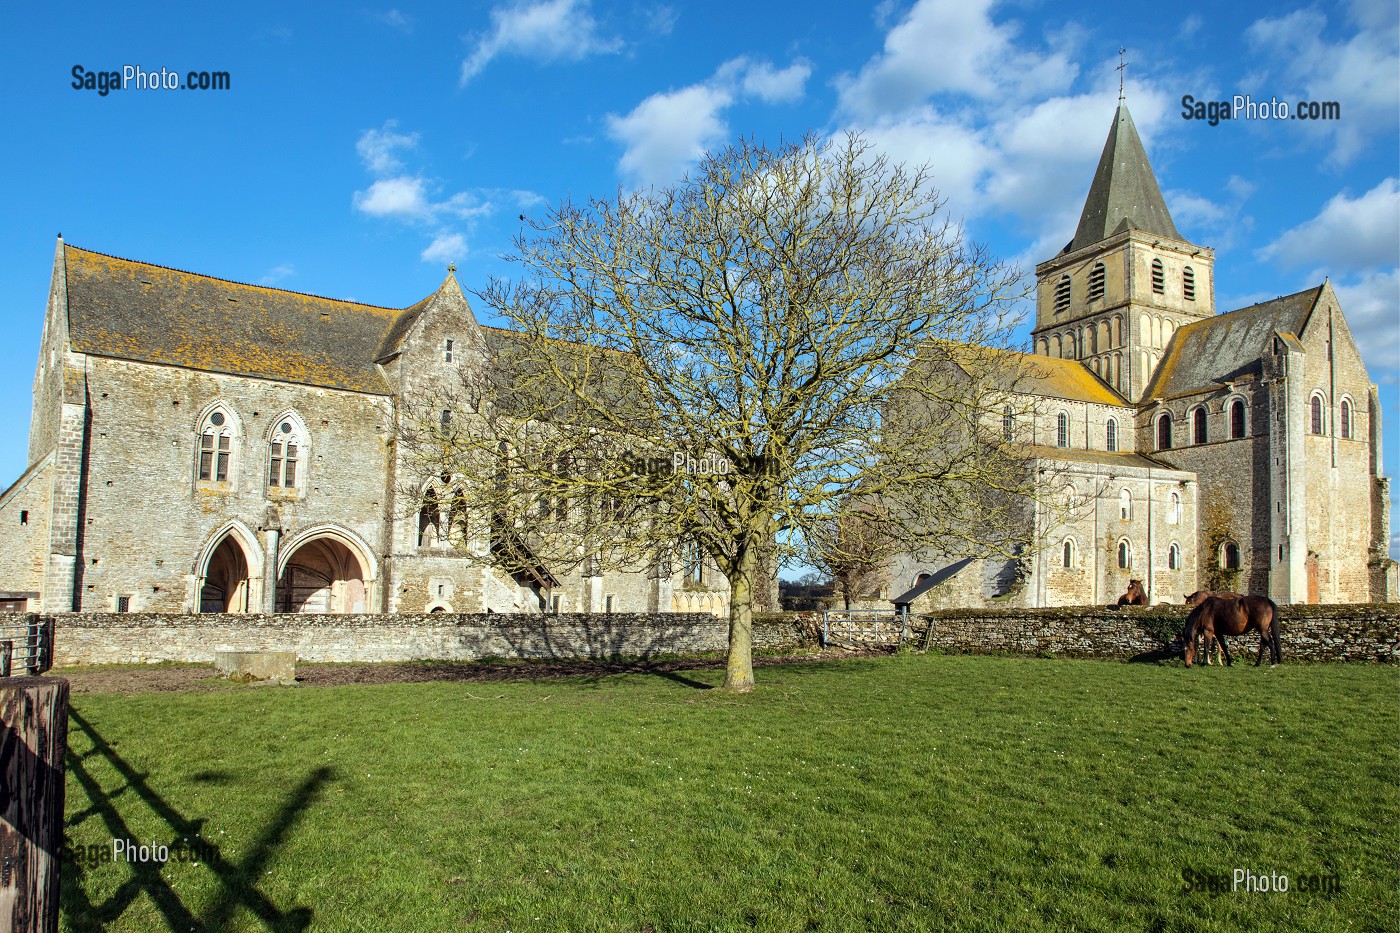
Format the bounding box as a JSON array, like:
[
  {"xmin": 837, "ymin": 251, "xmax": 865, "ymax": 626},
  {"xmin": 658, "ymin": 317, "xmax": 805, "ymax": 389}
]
[{"xmin": 1032, "ymin": 104, "xmax": 1215, "ymax": 402}]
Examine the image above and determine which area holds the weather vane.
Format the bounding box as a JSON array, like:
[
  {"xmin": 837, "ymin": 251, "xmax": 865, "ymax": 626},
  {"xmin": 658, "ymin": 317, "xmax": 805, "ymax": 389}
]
[{"xmin": 1117, "ymin": 47, "xmax": 1128, "ymax": 103}]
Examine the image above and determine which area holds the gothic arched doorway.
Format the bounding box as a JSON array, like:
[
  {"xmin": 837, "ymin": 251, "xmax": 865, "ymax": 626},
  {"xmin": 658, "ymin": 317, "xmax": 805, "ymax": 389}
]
[
  {"xmin": 276, "ymin": 535, "xmax": 369, "ymax": 614},
  {"xmin": 201, "ymin": 534, "xmax": 252, "ymax": 613}
]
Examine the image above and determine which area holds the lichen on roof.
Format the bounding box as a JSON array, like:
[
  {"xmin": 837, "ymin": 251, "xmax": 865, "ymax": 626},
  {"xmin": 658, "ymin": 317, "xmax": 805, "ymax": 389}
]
[
  {"xmin": 1146, "ymin": 286, "xmax": 1322, "ymax": 400},
  {"xmin": 63, "ymin": 245, "xmax": 411, "ymax": 394},
  {"xmin": 938, "ymin": 342, "xmax": 1127, "ymax": 407}
]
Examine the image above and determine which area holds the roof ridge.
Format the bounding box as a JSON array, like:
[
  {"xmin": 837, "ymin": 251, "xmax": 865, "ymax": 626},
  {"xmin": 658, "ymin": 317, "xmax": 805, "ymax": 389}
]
[{"xmin": 64, "ymin": 243, "xmax": 412, "ymax": 312}]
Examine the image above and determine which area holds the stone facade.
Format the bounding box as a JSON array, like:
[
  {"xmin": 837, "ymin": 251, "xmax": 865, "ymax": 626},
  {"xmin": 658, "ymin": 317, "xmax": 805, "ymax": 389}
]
[{"xmin": 0, "ymin": 241, "xmax": 735, "ymax": 618}]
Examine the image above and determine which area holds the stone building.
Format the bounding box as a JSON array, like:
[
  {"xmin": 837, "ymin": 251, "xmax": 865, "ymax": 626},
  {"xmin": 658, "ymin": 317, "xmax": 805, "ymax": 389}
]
[
  {"xmin": 892, "ymin": 103, "xmax": 1393, "ymax": 608},
  {"xmin": 0, "ymin": 242, "xmax": 732, "ymax": 615}
]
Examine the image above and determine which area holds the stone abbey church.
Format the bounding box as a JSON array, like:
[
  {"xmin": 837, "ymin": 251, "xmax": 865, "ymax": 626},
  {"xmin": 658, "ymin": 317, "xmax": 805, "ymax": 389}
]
[
  {"xmin": 0, "ymin": 103, "xmax": 1392, "ymax": 616},
  {"xmin": 892, "ymin": 104, "xmax": 1393, "ymax": 609}
]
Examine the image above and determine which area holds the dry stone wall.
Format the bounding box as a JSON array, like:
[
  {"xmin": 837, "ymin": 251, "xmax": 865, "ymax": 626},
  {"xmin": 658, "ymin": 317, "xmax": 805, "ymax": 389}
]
[{"xmin": 24, "ymin": 612, "xmax": 803, "ymax": 666}]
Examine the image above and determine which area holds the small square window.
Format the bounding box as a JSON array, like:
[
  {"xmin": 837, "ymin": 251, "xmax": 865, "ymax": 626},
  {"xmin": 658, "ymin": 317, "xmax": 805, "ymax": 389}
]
[{"xmin": 116, "ymin": 595, "xmax": 131, "ymax": 613}]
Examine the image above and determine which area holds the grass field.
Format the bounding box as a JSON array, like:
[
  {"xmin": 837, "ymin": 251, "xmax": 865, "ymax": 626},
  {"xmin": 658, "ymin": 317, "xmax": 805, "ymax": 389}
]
[{"xmin": 58, "ymin": 654, "xmax": 1398, "ymax": 932}]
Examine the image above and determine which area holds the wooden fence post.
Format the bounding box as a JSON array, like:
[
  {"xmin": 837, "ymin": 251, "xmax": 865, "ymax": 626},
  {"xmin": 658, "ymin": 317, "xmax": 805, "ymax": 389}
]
[{"xmin": 0, "ymin": 677, "xmax": 69, "ymax": 933}]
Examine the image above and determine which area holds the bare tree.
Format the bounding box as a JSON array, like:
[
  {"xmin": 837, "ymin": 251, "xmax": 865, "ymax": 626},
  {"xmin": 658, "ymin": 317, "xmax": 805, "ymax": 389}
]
[
  {"xmin": 808, "ymin": 504, "xmax": 901, "ymax": 610},
  {"xmin": 399, "ymin": 133, "xmax": 1035, "ymax": 690}
]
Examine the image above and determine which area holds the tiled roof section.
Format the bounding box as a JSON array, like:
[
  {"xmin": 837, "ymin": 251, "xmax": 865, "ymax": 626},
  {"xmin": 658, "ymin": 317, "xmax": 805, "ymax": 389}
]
[
  {"xmin": 1065, "ymin": 104, "xmax": 1184, "ymax": 254},
  {"xmin": 1145, "ymin": 286, "xmax": 1321, "ymax": 400},
  {"xmin": 63, "ymin": 245, "xmax": 411, "ymax": 394},
  {"xmin": 953, "ymin": 345, "xmax": 1127, "ymax": 407},
  {"xmin": 1024, "ymin": 445, "xmax": 1181, "ymax": 472}
]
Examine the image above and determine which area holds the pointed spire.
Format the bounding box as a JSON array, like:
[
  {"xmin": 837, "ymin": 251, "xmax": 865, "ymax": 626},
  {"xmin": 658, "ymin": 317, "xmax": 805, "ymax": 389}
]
[{"xmin": 1066, "ymin": 104, "xmax": 1184, "ymax": 254}]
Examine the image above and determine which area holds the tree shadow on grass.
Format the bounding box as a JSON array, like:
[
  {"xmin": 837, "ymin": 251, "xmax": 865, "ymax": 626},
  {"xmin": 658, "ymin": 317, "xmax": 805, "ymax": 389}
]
[{"xmin": 62, "ymin": 707, "xmax": 332, "ymax": 931}]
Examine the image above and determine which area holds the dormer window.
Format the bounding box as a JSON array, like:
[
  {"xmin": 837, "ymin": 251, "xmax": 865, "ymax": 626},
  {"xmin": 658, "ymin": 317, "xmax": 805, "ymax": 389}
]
[
  {"xmin": 1088, "ymin": 262, "xmax": 1105, "ymax": 301},
  {"xmin": 1151, "ymin": 259, "xmax": 1165, "ymax": 295},
  {"xmin": 1054, "ymin": 275, "xmax": 1071, "ymax": 314},
  {"xmin": 1183, "ymin": 266, "xmax": 1196, "ymax": 301}
]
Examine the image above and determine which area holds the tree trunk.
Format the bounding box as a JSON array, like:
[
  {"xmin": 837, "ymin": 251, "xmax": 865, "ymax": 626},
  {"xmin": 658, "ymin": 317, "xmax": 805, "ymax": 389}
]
[
  {"xmin": 724, "ymin": 546, "xmax": 757, "ymax": 691},
  {"xmin": 1, "ymin": 676, "xmax": 69, "ymax": 933}
]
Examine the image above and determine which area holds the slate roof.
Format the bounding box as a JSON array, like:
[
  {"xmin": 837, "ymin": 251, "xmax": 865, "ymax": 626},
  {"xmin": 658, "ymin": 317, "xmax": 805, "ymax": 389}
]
[
  {"xmin": 63, "ymin": 245, "xmax": 410, "ymax": 394},
  {"xmin": 1144, "ymin": 286, "xmax": 1321, "ymax": 400},
  {"xmin": 1065, "ymin": 104, "xmax": 1185, "ymax": 254}
]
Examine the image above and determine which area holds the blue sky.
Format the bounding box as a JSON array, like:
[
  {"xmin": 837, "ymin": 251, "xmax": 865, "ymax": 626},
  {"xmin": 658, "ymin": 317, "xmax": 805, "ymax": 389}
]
[{"xmin": 2, "ymin": 0, "xmax": 1397, "ymax": 554}]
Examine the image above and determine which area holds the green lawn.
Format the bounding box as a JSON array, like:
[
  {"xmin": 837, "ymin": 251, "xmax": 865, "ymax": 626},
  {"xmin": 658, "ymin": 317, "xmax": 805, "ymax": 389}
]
[{"xmin": 59, "ymin": 654, "xmax": 1398, "ymax": 932}]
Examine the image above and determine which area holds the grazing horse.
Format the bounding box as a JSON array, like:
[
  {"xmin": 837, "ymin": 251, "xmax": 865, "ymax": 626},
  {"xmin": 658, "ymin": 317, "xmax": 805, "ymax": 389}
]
[
  {"xmin": 1183, "ymin": 590, "xmax": 1242, "ymax": 665},
  {"xmin": 1116, "ymin": 579, "xmax": 1147, "ymax": 606},
  {"xmin": 1182, "ymin": 594, "xmax": 1282, "ymax": 668}
]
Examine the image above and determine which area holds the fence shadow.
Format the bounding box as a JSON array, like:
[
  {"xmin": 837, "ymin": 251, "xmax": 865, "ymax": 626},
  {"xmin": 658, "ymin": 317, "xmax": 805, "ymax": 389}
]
[{"xmin": 62, "ymin": 707, "xmax": 330, "ymax": 931}]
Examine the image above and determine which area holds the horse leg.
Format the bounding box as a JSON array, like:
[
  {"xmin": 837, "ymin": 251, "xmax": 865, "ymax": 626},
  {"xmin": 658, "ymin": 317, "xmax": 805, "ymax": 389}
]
[{"xmin": 1218, "ymin": 634, "xmax": 1234, "ymax": 667}]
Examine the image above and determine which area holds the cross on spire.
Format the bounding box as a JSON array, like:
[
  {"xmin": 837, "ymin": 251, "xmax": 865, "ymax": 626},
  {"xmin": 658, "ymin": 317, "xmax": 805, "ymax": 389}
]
[{"xmin": 1116, "ymin": 47, "xmax": 1129, "ymax": 103}]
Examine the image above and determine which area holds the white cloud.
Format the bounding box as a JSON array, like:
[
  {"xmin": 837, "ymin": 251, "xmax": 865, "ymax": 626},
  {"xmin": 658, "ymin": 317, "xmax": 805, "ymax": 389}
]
[
  {"xmin": 1258, "ymin": 178, "xmax": 1400, "ymax": 272},
  {"xmin": 357, "ymin": 120, "xmax": 420, "ymax": 174},
  {"xmin": 377, "ymin": 9, "xmax": 412, "ymax": 33},
  {"xmin": 608, "ymin": 57, "xmax": 810, "ymax": 188},
  {"xmin": 1334, "ymin": 268, "xmax": 1400, "ymax": 372},
  {"xmin": 421, "ymin": 232, "xmax": 468, "ymax": 264},
  {"xmin": 461, "ymin": 0, "xmax": 621, "ymax": 84},
  {"xmin": 1245, "ymin": 7, "xmax": 1399, "ymax": 164},
  {"xmin": 259, "ymin": 264, "xmax": 294, "ymax": 286},
  {"xmin": 609, "ymin": 84, "xmax": 733, "ymax": 189},
  {"xmin": 835, "ymin": 0, "xmax": 1076, "ymax": 121},
  {"xmin": 353, "ymin": 176, "xmax": 431, "ymax": 218},
  {"xmin": 741, "ymin": 60, "xmax": 812, "ymax": 104}
]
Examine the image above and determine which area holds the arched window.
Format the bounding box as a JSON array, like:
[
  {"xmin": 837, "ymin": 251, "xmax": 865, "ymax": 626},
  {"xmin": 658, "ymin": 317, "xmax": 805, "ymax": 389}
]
[
  {"xmin": 1061, "ymin": 539, "xmax": 1075, "ymax": 569},
  {"xmin": 1064, "ymin": 331, "xmax": 1076, "ymax": 359},
  {"xmin": 1340, "ymin": 399, "xmax": 1352, "ymax": 439},
  {"xmin": 197, "ymin": 407, "xmax": 235, "ymax": 484},
  {"xmin": 1168, "ymin": 542, "xmax": 1182, "ymax": 571},
  {"xmin": 1168, "ymin": 491, "xmax": 1181, "ymax": 525},
  {"xmin": 1310, "ymin": 394, "xmax": 1324, "ymax": 435},
  {"xmin": 447, "ymin": 488, "xmax": 469, "ymax": 546},
  {"xmin": 1088, "ymin": 261, "xmax": 1105, "ymax": 301},
  {"xmin": 1054, "ymin": 275, "xmax": 1071, "ymax": 314},
  {"xmin": 1106, "ymin": 418, "xmax": 1119, "ymax": 452},
  {"xmin": 1056, "ymin": 411, "xmax": 1069, "ymax": 448},
  {"xmin": 1117, "ymin": 539, "xmax": 1132, "ymax": 569},
  {"xmin": 1051, "ymin": 334, "xmax": 1062, "ymax": 358},
  {"xmin": 1157, "ymin": 412, "xmax": 1173, "ymax": 450},
  {"xmin": 1003, "ymin": 405, "xmax": 1014, "ymax": 442},
  {"xmin": 1183, "ymin": 266, "xmax": 1196, "ymax": 301},
  {"xmin": 1230, "ymin": 399, "xmax": 1246, "ymax": 439},
  {"xmin": 1151, "ymin": 259, "xmax": 1165, "ymax": 295},
  {"xmin": 1119, "ymin": 488, "xmax": 1132, "ymax": 521},
  {"xmin": 1192, "ymin": 407, "xmax": 1208, "ymax": 444},
  {"xmin": 1220, "ymin": 541, "xmax": 1241, "ymax": 570},
  {"xmin": 418, "ymin": 487, "xmax": 440, "ymax": 547},
  {"xmin": 683, "ymin": 541, "xmax": 705, "ymax": 585},
  {"xmin": 267, "ymin": 416, "xmax": 306, "ymax": 489}
]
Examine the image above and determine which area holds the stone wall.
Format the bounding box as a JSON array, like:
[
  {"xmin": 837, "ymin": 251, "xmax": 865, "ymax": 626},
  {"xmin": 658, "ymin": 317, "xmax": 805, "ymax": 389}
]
[
  {"xmin": 911, "ymin": 603, "xmax": 1399, "ymax": 662},
  {"xmin": 19, "ymin": 611, "xmax": 804, "ymax": 666}
]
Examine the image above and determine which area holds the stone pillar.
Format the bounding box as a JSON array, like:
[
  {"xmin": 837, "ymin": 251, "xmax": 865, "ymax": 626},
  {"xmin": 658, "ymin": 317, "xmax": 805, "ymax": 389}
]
[
  {"xmin": 1268, "ymin": 337, "xmax": 1308, "ymax": 604},
  {"xmin": 260, "ymin": 506, "xmax": 282, "ymax": 614}
]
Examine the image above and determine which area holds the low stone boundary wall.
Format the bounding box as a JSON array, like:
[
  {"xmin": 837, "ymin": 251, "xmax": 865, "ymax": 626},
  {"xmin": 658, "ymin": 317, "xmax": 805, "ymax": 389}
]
[
  {"xmin": 912, "ymin": 604, "xmax": 1400, "ymax": 662},
  {"xmin": 3, "ymin": 603, "xmax": 1392, "ymax": 667},
  {"xmin": 0, "ymin": 611, "xmax": 805, "ymax": 667}
]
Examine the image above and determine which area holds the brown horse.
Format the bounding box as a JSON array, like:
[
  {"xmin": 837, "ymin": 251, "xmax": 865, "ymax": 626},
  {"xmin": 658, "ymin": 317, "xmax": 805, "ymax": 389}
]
[
  {"xmin": 1183, "ymin": 590, "xmax": 1242, "ymax": 664},
  {"xmin": 1182, "ymin": 594, "xmax": 1282, "ymax": 667},
  {"xmin": 1116, "ymin": 579, "xmax": 1147, "ymax": 606}
]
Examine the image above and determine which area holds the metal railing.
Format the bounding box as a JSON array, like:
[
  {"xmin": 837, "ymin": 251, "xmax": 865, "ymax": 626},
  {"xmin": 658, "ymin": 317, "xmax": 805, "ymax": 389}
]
[
  {"xmin": 821, "ymin": 607, "xmax": 910, "ymax": 648},
  {"xmin": 0, "ymin": 615, "xmax": 54, "ymax": 677}
]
